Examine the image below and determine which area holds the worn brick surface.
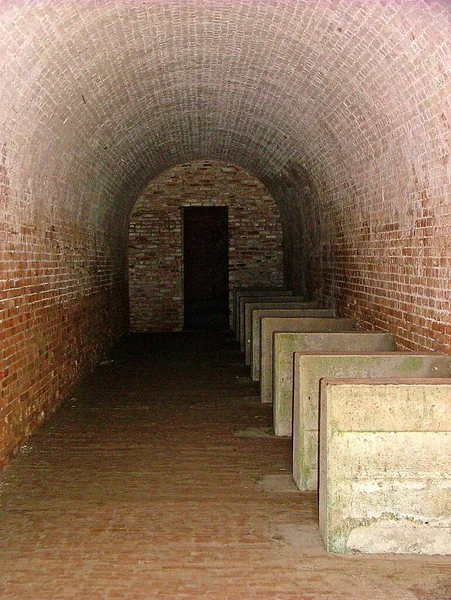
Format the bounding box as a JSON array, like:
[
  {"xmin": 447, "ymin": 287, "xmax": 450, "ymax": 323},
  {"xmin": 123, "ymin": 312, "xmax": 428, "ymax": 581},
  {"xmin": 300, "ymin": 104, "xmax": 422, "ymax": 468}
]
[
  {"xmin": 129, "ymin": 161, "xmax": 283, "ymax": 331},
  {"xmin": 0, "ymin": 333, "xmax": 450, "ymax": 599}
]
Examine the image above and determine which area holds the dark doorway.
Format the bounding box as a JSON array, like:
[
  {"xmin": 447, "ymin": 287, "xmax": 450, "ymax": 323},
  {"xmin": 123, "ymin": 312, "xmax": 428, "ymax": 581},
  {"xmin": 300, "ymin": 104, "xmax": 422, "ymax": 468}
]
[{"xmin": 183, "ymin": 207, "xmax": 229, "ymax": 330}]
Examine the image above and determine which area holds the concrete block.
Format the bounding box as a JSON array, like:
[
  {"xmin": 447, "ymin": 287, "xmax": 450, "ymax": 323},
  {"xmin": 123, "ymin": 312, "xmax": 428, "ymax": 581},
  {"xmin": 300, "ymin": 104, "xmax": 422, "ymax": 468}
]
[
  {"xmin": 233, "ymin": 288, "xmax": 292, "ymax": 333},
  {"xmin": 260, "ymin": 321, "xmax": 358, "ymax": 401},
  {"xmin": 256, "ymin": 315, "xmax": 355, "ymax": 382},
  {"xmin": 241, "ymin": 298, "xmax": 311, "ymax": 350},
  {"xmin": 272, "ymin": 332, "xmax": 395, "ymax": 435},
  {"xmin": 294, "ymin": 352, "xmax": 451, "ymax": 491},
  {"xmin": 236, "ymin": 293, "xmax": 298, "ymax": 341},
  {"xmin": 319, "ymin": 378, "xmax": 451, "ymax": 555},
  {"xmin": 246, "ymin": 308, "xmax": 335, "ymax": 366}
]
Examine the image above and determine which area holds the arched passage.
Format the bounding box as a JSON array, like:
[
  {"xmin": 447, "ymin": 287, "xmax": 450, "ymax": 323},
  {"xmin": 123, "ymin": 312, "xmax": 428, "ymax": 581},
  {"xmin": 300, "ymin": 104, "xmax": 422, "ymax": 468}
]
[
  {"xmin": 128, "ymin": 161, "xmax": 284, "ymax": 331},
  {"xmin": 1, "ymin": 0, "xmax": 451, "ymax": 464}
]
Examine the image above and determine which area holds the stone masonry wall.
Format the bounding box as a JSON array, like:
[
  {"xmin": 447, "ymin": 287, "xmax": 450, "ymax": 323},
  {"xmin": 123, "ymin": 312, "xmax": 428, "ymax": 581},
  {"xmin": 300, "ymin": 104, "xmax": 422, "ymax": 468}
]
[{"xmin": 129, "ymin": 161, "xmax": 284, "ymax": 331}]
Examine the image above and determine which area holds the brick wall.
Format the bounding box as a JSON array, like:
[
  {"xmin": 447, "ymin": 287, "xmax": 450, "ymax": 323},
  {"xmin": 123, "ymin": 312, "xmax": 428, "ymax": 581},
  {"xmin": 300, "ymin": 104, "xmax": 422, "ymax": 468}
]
[
  {"xmin": 129, "ymin": 161, "xmax": 284, "ymax": 331},
  {"xmin": 1, "ymin": 177, "xmax": 129, "ymax": 466},
  {"xmin": 272, "ymin": 162, "xmax": 451, "ymax": 356},
  {"xmin": 306, "ymin": 184, "xmax": 451, "ymax": 355}
]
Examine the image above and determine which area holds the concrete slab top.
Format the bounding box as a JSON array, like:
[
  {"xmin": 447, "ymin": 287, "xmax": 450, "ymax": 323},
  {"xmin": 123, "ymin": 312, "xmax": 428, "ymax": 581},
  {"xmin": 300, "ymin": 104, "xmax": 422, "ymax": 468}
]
[
  {"xmin": 292, "ymin": 352, "xmax": 451, "ymax": 491},
  {"xmin": 240, "ymin": 298, "xmax": 310, "ymax": 347},
  {"xmin": 272, "ymin": 331, "xmax": 395, "ymax": 436},
  {"xmin": 233, "ymin": 288, "xmax": 292, "ymax": 331},
  {"xmin": 246, "ymin": 308, "xmax": 336, "ymax": 367},
  {"xmin": 296, "ymin": 353, "xmax": 451, "ymax": 429},
  {"xmin": 236, "ymin": 294, "xmax": 301, "ymax": 341},
  {"xmin": 294, "ymin": 351, "xmax": 446, "ymax": 356},
  {"xmin": 258, "ymin": 316, "xmax": 357, "ymax": 385},
  {"xmin": 320, "ymin": 377, "xmax": 451, "ymax": 431}
]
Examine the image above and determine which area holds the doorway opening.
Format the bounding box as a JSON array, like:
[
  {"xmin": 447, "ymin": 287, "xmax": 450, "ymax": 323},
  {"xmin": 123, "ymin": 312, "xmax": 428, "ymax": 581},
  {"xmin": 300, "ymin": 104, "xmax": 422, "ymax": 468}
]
[{"xmin": 183, "ymin": 206, "xmax": 229, "ymax": 330}]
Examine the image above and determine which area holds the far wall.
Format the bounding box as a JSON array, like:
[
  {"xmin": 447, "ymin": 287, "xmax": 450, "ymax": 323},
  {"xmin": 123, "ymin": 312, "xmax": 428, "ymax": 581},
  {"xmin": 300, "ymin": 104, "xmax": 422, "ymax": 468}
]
[{"xmin": 128, "ymin": 161, "xmax": 284, "ymax": 331}]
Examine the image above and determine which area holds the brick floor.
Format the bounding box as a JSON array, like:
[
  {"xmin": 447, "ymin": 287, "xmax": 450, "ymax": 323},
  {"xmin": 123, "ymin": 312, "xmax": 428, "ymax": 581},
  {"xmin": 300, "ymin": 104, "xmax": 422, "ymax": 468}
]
[{"xmin": 0, "ymin": 332, "xmax": 450, "ymax": 599}]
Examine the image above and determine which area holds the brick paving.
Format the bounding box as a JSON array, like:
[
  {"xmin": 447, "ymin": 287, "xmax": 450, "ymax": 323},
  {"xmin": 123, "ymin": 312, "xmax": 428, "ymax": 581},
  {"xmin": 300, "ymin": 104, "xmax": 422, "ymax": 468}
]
[{"xmin": 0, "ymin": 332, "xmax": 450, "ymax": 600}]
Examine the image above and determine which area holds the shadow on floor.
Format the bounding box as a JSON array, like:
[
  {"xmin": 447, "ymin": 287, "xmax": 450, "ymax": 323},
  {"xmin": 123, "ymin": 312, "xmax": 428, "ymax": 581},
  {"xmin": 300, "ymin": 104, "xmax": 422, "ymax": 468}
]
[{"xmin": 0, "ymin": 332, "xmax": 449, "ymax": 599}]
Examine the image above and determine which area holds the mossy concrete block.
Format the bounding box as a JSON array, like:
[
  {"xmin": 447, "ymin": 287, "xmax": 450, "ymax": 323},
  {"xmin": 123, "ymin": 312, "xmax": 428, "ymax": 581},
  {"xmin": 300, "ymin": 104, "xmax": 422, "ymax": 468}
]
[
  {"xmin": 233, "ymin": 288, "xmax": 292, "ymax": 333},
  {"xmin": 293, "ymin": 352, "xmax": 451, "ymax": 491},
  {"xmin": 236, "ymin": 293, "xmax": 299, "ymax": 341},
  {"xmin": 246, "ymin": 308, "xmax": 335, "ymax": 367},
  {"xmin": 272, "ymin": 332, "xmax": 395, "ymax": 435},
  {"xmin": 319, "ymin": 379, "xmax": 451, "ymax": 555},
  {"xmin": 240, "ymin": 298, "xmax": 311, "ymax": 350},
  {"xmin": 257, "ymin": 316, "xmax": 356, "ymax": 384}
]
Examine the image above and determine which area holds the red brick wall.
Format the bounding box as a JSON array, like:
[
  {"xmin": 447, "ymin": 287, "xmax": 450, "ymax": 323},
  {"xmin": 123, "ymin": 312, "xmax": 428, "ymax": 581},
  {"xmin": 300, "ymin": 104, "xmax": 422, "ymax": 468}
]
[
  {"xmin": 129, "ymin": 161, "xmax": 284, "ymax": 331},
  {"xmin": 1, "ymin": 214, "xmax": 129, "ymax": 467},
  {"xmin": 273, "ymin": 161, "xmax": 451, "ymax": 356},
  {"xmin": 308, "ymin": 186, "xmax": 451, "ymax": 355},
  {"xmin": 1, "ymin": 142, "xmax": 129, "ymax": 467}
]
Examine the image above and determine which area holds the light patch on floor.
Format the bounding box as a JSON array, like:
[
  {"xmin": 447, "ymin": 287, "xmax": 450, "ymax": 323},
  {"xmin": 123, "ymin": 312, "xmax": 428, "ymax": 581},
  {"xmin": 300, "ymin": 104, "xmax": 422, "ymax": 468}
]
[
  {"xmin": 256, "ymin": 474, "xmax": 299, "ymax": 493},
  {"xmin": 234, "ymin": 426, "xmax": 274, "ymax": 437}
]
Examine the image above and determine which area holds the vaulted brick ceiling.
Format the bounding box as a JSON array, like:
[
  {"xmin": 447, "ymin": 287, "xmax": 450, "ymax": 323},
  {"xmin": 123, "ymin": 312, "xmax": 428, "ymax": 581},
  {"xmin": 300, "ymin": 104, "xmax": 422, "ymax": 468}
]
[
  {"xmin": 2, "ymin": 0, "xmax": 450, "ymax": 232},
  {"xmin": 1, "ymin": 0, "xmax": 451, "ymax": 467}
]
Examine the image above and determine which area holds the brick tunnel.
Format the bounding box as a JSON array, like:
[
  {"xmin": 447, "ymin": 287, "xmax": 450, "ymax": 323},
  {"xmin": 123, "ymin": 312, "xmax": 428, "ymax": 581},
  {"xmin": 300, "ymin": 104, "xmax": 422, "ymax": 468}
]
[{"xmin": 1, "ymin": 1, "xmax": 451, "ymax": 598}]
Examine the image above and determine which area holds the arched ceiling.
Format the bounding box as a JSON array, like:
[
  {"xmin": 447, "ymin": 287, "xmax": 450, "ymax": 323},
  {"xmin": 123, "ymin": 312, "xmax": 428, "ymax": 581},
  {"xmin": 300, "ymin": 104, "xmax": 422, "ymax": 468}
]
[{"xmin": 1, "ymin": 0, "xmax": 450, "ymax": 230}]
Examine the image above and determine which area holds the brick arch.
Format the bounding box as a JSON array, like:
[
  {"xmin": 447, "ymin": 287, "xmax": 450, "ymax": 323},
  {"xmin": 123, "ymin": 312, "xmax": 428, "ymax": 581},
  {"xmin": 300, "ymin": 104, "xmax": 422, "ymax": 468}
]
[
  {"xmin": 1, "ymin": 0, "xmax": 451, "ymax": 464},
  {"xmin": 128, "ymin": 161, "xmax": 284, "ymax": 331}
]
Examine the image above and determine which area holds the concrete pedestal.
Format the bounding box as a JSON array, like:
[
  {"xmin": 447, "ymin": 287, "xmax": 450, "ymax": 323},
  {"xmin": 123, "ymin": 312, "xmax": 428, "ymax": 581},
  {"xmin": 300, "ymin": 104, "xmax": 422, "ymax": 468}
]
[
  {"xmin": 246, "ymin": 308, "xmax": 335, "ymax": 366},
  {"xmin": 240, "ymin": 298, "xmax": 311, "ymax": 350},
  {"xmin": 319, "ymin": 379, "xmax": 451, "ymax": 555},
  {"xmin": 293, "ymin": 352, "xmax": 451, "ymax": 491},
  {"xmin": 272, "ymin": 332, "xmax": 395, "ymax": 435},
  {"xmin": 236, "ymin": 294, "xmax": 300, "ymax": 342},
  {"xmin": 258, "ymin": 317, "xmax": 356, "ymax": 384},
  {"xmin": 233, "ymin": 288, "xmax": 292, "ymax": 333}
]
